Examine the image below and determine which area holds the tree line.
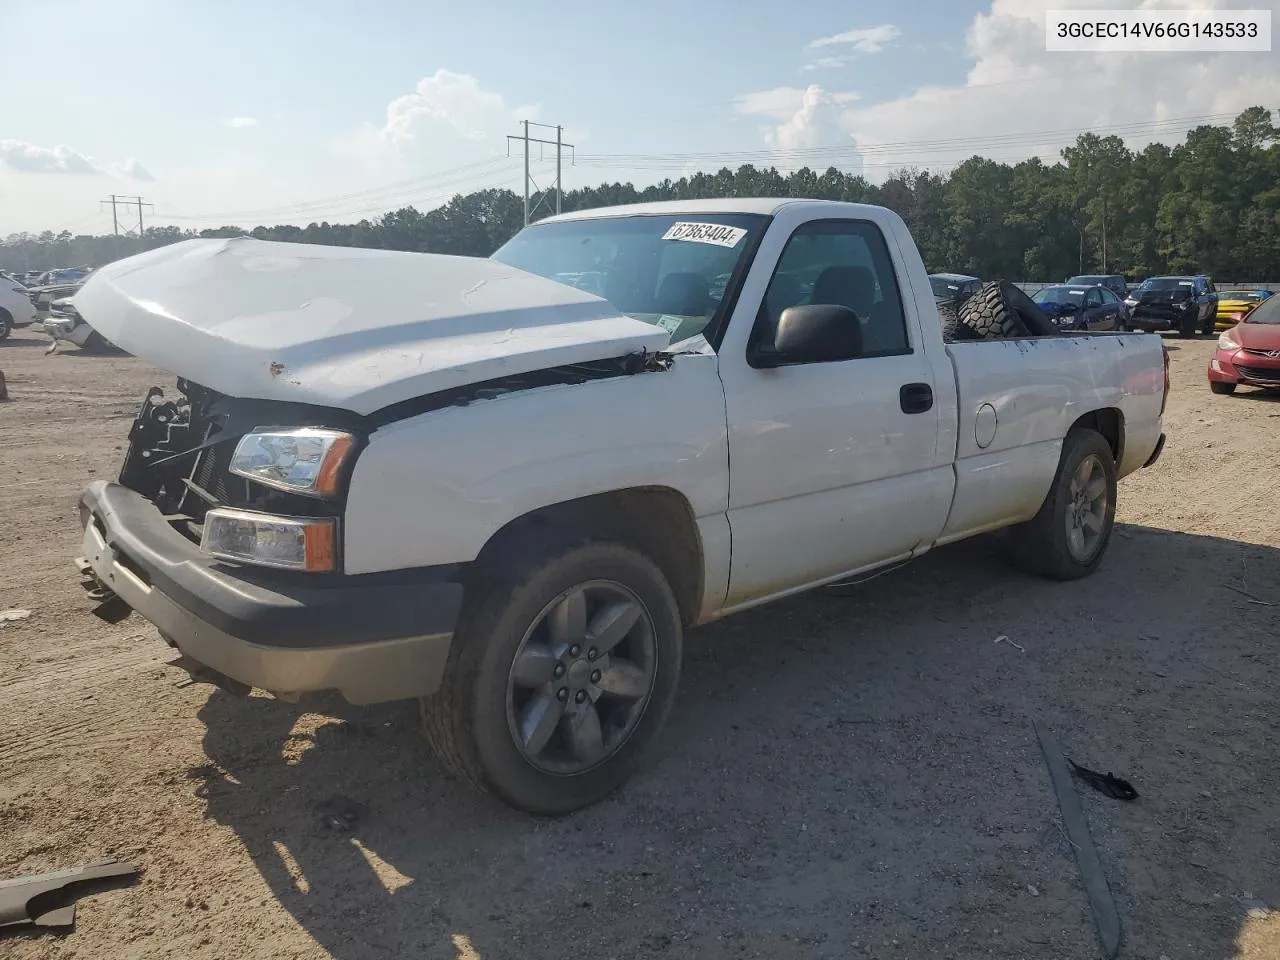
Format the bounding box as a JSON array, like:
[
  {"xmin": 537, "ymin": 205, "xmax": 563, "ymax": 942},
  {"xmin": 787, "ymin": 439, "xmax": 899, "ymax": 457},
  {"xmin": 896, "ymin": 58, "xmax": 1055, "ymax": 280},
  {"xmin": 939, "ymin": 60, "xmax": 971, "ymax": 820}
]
[{"xmin": 4, "ymin": 107, "xmax": 1278, "ymax": 282}]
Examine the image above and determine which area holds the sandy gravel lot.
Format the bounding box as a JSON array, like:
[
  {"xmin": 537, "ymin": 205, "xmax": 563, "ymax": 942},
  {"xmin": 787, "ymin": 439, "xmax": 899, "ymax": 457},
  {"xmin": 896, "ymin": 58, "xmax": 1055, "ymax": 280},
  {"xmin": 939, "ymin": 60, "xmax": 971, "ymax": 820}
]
[{"xmin": 1, "ymin": 325, "xmax": 1278, "ymax": 960}]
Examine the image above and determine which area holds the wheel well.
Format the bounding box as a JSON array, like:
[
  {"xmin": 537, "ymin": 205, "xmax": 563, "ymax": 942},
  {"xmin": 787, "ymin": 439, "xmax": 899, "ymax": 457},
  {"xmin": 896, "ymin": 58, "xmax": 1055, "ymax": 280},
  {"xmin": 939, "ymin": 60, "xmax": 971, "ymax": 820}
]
[
  {"xmin": 471, "ymin": 487, "xmax": 705, "ymax": 627},
  {"xmin": 1069, "ymin": 408, "xmax": 1124, "ymax": 464},
  {"xmin": 0, "ymin": 307, "xmax": 12, "ymax": 322}
]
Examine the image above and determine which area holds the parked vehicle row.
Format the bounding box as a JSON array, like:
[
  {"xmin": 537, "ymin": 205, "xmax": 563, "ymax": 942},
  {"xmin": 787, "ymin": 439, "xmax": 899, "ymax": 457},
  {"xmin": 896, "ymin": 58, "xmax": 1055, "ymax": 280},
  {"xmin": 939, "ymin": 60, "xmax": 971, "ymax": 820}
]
[{"xmin": 0, "ymin": 277, "xmax": 39, "ymax": 340}]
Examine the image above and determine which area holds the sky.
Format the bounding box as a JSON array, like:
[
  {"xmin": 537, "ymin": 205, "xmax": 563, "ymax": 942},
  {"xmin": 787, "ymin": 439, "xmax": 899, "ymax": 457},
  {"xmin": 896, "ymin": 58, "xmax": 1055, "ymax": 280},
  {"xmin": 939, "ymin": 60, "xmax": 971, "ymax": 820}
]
[{"xmin": 2, "ymin": 0, "xmax": 1279, "ymax": 235}]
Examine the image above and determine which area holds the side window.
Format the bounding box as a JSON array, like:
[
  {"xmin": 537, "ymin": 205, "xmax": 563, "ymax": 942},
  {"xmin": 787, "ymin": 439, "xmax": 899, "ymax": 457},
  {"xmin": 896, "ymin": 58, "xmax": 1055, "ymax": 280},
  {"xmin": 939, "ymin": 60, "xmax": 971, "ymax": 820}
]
[
  {"xmin": 1098, "ymin": 288, "xmax": 1118, "ymax": 304},
  {"xmin": 756, "ymin": 219, "xmax": 909, "ymax": 357},
  {"xmin": 1085, "ymin": 289, "xmax": 1103, "ymax": 307}
]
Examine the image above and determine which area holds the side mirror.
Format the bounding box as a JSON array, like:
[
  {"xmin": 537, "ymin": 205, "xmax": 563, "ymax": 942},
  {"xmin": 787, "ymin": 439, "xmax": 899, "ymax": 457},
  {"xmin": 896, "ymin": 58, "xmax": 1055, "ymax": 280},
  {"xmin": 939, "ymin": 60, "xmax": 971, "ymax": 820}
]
[{"xmin": 755, "ymin": 304, "xmax": 863, "ymax": 368}]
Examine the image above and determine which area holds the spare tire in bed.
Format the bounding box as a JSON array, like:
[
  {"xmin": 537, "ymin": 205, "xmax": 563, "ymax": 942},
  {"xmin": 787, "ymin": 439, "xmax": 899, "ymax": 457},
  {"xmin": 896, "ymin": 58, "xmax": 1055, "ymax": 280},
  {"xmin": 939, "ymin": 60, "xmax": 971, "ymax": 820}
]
[
  {"xmin": 956, "ymin": 280, "xmax": 1059, "ymax": 340},
  {"xmin": 938, "ymin": 299, "xmax": 980, "ymax": 343}
]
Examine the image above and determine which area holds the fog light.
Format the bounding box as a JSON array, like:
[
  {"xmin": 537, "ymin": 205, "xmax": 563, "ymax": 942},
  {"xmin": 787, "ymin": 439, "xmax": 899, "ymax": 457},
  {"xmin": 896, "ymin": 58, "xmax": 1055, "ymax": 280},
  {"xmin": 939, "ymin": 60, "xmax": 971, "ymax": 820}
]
[
  {"xmin": 1210, "ymin": 358, "xmax": 1223, "ymax": 372},
  {"xmin": 201, "ymin": 508, "xmax": 336, "ymax": 572}
]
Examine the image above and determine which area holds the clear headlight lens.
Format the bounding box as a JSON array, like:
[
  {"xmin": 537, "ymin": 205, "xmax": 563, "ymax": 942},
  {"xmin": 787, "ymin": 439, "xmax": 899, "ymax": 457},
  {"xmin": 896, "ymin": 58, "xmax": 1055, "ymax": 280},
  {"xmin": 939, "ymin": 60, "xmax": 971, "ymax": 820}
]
[
  {"xmin": 229, "ymin": 427, "xmax": 356, "ymax": 497},
  {"xmin": 201, "ymin": 508, "xmax": 337, "ymax": 572},
  {"xmin": 1217, "ymin": 333, "xmax": 1240, "ymax": 351}
]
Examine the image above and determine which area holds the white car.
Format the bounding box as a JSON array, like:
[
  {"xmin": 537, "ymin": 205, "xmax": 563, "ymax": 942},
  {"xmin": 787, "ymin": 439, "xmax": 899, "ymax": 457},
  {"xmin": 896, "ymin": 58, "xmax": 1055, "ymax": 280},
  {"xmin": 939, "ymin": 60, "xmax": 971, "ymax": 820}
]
[
  {"xmin": 72, "ymin": 199, "xmax": 1169, "ymax": 814},
  {"xmin": 0, "ymin": 279, "xmax": 38, "ymax": 339}
]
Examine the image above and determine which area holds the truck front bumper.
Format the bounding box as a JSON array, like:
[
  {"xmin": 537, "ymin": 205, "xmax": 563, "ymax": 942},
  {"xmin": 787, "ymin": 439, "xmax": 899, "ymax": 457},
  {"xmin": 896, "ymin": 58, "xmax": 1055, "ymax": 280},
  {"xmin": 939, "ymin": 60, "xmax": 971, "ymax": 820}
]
[{"xmin": 76, "ymin": 481, "xmax": 464, "ymax": 704}]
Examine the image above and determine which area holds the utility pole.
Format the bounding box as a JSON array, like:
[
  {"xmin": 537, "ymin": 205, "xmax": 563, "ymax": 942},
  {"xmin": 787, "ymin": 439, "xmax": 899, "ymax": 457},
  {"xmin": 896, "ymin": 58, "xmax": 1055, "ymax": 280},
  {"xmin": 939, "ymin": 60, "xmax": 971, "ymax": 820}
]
[
  {"xmin": 1101, "ymin": 195, "xmax": 1107, "ymax": 272},
  {"xmin": 99, "ymin": 195, "xmax": 153, "ymax": 237},
  {"xmin": 507, "ymin": 121, "xmax": 574, "ymax": 226}
]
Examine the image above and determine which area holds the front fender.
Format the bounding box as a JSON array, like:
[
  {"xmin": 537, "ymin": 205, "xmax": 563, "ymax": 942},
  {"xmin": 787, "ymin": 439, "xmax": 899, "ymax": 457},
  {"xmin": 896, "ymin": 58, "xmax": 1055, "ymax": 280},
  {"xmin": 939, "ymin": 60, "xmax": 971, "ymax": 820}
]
[{"xmin": 341, "ymin": 352, "xmax": 729, "ymax": 575}]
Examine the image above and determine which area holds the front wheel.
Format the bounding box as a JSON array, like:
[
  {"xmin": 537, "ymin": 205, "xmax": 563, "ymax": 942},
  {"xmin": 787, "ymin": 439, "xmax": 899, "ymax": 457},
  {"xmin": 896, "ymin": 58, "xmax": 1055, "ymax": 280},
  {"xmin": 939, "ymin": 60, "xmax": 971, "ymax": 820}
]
[
  {"xmin": 1002, "ymin": 429, "xmax": 1118, "ymax": 581},
  {"xmin": 1210, "ymin": 381, "xmax": 1237, "ymax": 395},
  {"xmin": 0, "ymin": 310, "xmax": 11, "ymax": 340},
  {"xmin": 421, "ymin": 539, "xmax": 682, "ymax": 815}
]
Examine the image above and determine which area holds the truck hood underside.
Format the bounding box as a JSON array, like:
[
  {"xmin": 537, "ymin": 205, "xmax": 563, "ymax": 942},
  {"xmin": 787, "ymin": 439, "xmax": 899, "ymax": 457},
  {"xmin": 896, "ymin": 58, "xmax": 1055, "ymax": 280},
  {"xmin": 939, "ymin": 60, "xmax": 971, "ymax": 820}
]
[{"xmin": 72, "ymin": 237, "xmax": 671, "ymax": 416}]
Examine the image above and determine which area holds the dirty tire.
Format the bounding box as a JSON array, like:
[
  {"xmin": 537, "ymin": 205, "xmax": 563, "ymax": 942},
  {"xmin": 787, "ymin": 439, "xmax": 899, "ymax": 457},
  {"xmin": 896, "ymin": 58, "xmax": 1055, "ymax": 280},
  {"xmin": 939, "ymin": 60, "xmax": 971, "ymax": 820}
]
[
  {"xmin": 1178, "ymin": 310, "xmax": 1197, "ymax": 338},
  {"xmin": 0, "ymin": 310, "xmax": 11, "ymax": 341},
  {"xmin": 420, "ymin": 539, "xmax": 682, "ymax": 816},
  {"xmin": 1001, "ymin": 428, "xmax": 1118, "ymax": 581},
  {"xmin": 956, "ymin": 280, "xmax": 1057, "ymax": 340},
  {"xmin": 938, "ymin": 300, "xmax": 978, "ymax": 343},
  {"xmin": 1210, "ymin": 381, "xmax": 1237, "ymax": 395},
  {"xmin": 83, "ymin": 331, "xmax": 109, "ymax": 351}
]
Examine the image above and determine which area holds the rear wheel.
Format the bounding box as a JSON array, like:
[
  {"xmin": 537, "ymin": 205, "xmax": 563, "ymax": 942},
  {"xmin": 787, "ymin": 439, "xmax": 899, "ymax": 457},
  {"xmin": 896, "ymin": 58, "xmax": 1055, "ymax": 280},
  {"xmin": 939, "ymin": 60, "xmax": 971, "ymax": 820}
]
[
  {"xmin": 1178, "ymin": 310, "xmax": 1197, "ymax": 338},
  {"xmin": 1210, "ymin": 381, "xmax": 1237, "ymax": 395},
  {"xmin": 1002, "ymin": 429, "xmax": 1117, "ymax": 581},
  {"xmin": 421, "ymin": 538, "xmax": 682, "ymax": 815}
]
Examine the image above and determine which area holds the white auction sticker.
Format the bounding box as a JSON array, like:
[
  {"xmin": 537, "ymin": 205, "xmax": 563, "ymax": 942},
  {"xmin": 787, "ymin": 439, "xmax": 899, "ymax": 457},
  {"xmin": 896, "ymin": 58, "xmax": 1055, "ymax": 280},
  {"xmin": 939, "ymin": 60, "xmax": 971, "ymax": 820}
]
[
  {"xmin": 661, "ymin": 222, "xmax": 747, "ymax": 247},
  {"xmin": 1047, "ymin": 9, "xmax": 1271, "ymax": 52}
]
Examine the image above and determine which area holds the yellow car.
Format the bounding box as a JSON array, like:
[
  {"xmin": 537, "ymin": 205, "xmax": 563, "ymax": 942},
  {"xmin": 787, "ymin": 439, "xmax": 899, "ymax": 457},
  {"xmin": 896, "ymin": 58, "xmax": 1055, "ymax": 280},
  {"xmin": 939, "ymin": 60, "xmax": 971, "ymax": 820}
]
[{"xmin": 1216, "ymin": 289, "xmax": 1273, "ymax": 330}]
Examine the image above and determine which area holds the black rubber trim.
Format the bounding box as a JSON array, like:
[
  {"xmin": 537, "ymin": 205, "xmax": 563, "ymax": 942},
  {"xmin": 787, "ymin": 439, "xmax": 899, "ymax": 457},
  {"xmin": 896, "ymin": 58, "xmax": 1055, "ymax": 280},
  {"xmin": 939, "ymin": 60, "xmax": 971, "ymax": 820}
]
[
  {"xmin": 80, "ymin": 480, "xmax": 464, "ymax": 649},
  {"xmin": 1143, "ymin": 433, "xmax": 1166, "ymax": 468}
]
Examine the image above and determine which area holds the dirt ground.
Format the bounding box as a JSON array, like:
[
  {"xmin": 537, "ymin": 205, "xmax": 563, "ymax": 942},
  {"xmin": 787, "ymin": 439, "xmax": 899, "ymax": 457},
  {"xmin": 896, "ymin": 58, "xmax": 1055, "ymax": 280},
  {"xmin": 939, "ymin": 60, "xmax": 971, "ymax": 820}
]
[{"xmin": 1, "ymin": 324, "xmax": 1278, "ymax": 960}]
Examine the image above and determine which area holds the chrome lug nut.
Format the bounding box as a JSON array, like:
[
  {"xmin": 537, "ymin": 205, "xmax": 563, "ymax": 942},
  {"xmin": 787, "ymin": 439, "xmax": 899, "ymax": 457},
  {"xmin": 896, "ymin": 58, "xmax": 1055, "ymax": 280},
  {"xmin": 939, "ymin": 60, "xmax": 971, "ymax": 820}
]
[
  {"xmin": 553, "ymin": 664, "xmax": 566, "ymax": 678},
  {"xmin": 569, "ymin": 644, "xmax": 581, "ymax": 657},
  {"xmin": 575, "ymin": 690, "xmax": 587, "ymax": 704},
  {"xmin": 557, "ymin": 687, "xmax": 569, "ymax": 701},
  {"xmin": 590, "ymin": 670, "xmax": 601, "ymax": 684},
  {"xmin": 587, "ymin": 648, "xmax": 598, "ymax": 661}
]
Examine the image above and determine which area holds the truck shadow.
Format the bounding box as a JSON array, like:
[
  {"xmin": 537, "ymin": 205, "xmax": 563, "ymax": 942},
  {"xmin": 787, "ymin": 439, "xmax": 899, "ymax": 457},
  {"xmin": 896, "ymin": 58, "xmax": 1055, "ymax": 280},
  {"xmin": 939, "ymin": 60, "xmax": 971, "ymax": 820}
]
[{"xmin": 193, "ymin": 523, "xmax": 1280, "ymax": 959}]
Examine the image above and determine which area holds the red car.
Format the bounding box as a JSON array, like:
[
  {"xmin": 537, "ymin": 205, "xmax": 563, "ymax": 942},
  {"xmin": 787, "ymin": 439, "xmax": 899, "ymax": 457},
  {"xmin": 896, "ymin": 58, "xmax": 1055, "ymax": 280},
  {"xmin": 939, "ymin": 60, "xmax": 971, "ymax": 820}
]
[{"xmin": 1208, "ymin": 292, "xmax": 1280, "ymax": 394}]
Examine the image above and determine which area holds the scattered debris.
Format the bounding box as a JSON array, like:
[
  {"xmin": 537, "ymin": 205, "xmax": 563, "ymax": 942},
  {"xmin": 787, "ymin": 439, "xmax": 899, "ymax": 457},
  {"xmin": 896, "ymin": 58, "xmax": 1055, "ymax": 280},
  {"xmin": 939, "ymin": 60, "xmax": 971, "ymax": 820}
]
[
  {"xmin": 269, "ymin": 361, "xmax": 285, "ymax": 377},
  {"xmin": 1035, "ymin": 721, "xmax": 1123, "ymax": 960},
  {"xmin": 994, "ymin": 634, "xmax": 1025, "ymax": 652},
  {"xmin": 1068, "ymin": 760, "xmax": 1139, "ymax": 802},
  {"xmin": 1027, "ymin": 883, "xmax": 1041, "ymax": 897},
  {"xmin": 0, "ymin": 859, "xmax": 140, "ymax": 930},
  {"xmin": 315, "ymin": 795, "xmax": 366, "ymax": 832},
  {"xmin": 1224, "ymin": 584, "xmax": 1274, "ymax": 607},
  {"xmin": 0, "ymin": 609, "xmax": 31, "ymax": 626},
  {"xmin": 0, "ymin": 370, "xmax": 7, "ymax": 401}
]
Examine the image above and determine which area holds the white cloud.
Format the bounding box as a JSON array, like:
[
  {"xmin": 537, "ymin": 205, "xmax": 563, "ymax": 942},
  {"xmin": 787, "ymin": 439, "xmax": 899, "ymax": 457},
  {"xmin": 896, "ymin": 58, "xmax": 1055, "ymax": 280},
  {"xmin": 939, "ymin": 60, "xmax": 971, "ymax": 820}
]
[
  {"xmin": 0, "ymin": 140, "xmax": 99, "ymax": 175},
  {"xmin": 223, "ymin": 117, "xmax": 258, "ymax": 129},
  {"xmin": 0, "ymin": 140, "xmax": 154, "ymax": 180},
  {"xmin": 735, "ymin": 85, "xmax": 864, "ymax": 170},
  {"xmin": 380, "ymin": 68, "xmax": 536, "ymax": 145},
  {"xmin": 809, "ymin": 24, "xmax": 901, "ymax": 54},
  {"xmin": 803, "ymin": 56, "xmax": 851, "ymax": 72},
  {"xmin": 741, "ymin": 0, "xmax": 1280, "ymax": 180},
  {"xmin": 114, "ymin": 158, "xmax": 155, "ymax": 181}
]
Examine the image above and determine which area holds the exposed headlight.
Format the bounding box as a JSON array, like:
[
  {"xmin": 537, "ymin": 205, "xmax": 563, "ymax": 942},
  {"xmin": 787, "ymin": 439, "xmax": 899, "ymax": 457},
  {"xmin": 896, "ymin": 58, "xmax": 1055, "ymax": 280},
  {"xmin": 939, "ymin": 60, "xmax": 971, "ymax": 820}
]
[
  {"xmin": 229, "ymin": 427, "xmax": 356, "ymax": 497},
  {"xmin": 1124, "ymin": 298, "xmax": 1138, "ymax": 307},
  {"xmin": 1217, "ymin": 333, "xmax": 1240, "ymax": 351},
  {"xmin": 201, "ymin": 508, "xmax": 337, "ymax": 572}
]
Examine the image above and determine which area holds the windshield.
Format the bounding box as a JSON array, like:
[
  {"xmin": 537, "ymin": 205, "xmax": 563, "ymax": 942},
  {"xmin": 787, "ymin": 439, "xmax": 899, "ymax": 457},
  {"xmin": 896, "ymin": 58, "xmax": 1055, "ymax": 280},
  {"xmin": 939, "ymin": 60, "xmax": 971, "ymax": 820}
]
[
  {"xmin": 929, "ymin": 276, "xmax": 968, "ymax": 298},
  {"xmin": 1033, "ymin": 286, "xmax": 1086, "ymax": 306},
  {"xmin": 1244, "ymin": 295, "xmax": 1280, "ymax": 324},
  {"xmin": 1139, "ymin": 278, "xmax": 1194, "ymax": 292},
  {"xmin": 491, "ymin": 213, "xmax": 768, "ymax": 344},
  {"xmin": 1065, "ymin": 276, "xmax": 1108, "ymax": 285}
]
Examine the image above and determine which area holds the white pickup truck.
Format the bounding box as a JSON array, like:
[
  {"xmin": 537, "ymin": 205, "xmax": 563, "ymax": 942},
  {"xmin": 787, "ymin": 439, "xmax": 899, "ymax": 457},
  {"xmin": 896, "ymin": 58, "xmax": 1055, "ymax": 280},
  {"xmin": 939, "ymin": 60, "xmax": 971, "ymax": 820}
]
[{"xmin": 73, "ymin": 199, "xmax": 1169, "ymax": 814}]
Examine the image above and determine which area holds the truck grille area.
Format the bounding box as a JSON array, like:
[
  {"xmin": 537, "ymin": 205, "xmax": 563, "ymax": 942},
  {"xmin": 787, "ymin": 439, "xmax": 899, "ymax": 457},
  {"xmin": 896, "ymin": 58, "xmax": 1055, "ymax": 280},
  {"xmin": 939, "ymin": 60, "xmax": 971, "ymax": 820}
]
[{"xmin": 117, "ymin": 380, "xmax": 363, "ymax": 543}]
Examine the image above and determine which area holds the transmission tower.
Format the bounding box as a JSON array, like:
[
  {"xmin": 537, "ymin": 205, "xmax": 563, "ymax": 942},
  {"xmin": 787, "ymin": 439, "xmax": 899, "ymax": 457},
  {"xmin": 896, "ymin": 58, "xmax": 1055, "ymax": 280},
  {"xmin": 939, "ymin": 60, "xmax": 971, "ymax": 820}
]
[
  {"xmin": 99, "ymin": 194, "xmax": 153, "ymax": 236},
  {"xmin": 507, "ymin": 122, "xmax": 574, "ymax": 226}
]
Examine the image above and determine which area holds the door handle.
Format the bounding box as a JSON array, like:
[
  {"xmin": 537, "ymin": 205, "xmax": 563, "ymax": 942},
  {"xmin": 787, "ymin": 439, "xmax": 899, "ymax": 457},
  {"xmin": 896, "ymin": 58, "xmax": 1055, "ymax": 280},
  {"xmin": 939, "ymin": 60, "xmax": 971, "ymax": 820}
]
[{"xmin": 900, "ymin": 382, "xmax": 933, "ymax": 414}]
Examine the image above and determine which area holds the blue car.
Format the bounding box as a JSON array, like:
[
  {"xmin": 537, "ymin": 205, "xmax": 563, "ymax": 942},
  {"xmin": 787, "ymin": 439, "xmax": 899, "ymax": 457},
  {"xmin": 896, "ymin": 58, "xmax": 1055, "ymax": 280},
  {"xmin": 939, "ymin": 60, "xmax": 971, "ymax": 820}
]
[{"xmin": 1031, "ymin": 283, "xmax": 1129, "ymax": 331}]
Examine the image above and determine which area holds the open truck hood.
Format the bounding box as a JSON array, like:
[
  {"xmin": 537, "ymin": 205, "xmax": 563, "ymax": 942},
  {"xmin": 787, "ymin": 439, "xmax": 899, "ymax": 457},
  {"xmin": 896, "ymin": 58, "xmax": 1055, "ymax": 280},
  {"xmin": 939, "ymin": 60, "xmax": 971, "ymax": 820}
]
[{"xmin": 72, "ymin": 237, "xmax": 670, "ymax": 416}]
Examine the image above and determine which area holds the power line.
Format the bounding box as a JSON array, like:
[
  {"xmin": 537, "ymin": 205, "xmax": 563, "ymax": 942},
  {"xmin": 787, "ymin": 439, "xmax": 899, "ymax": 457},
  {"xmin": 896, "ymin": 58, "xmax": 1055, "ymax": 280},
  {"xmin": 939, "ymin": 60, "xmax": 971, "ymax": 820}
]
[
  {"xmin": 159, "ymin": 156, "xmax": 521, "ymax": 222},
  {"xmin": 573, "ymin": 111, "xmax": 1243, "ymax": 167},
  {"xmin": 159, "ymin": 160, "xmax": 530, "ymax": 225}
]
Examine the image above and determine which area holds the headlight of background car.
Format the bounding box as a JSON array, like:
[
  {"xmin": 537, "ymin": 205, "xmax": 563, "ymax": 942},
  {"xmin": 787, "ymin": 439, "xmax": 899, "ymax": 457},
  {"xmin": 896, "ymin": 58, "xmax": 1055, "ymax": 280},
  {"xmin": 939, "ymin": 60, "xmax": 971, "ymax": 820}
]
[
  {"xmin": 201, "ymin": 509, "xmax": 336, "ymax": 572},
  {"xmin": 1218, "ymin": 333, "xmax": 1240, "ymax": 351},
  {"xmin": 229, "ymin": 427, "xmax": 356, "ymax": 497}
]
